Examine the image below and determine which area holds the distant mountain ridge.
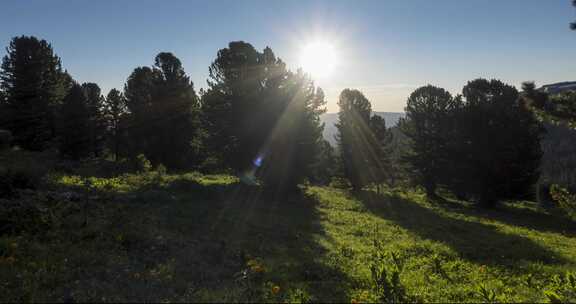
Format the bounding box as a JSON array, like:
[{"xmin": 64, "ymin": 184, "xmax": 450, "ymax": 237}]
[
  {"xmin": 539, "ymin": 81, "xmax": 576, "ymax": 94},
  {"xmin": 320, "ymin": 112, "xmax": 405, "ymax": 146}
]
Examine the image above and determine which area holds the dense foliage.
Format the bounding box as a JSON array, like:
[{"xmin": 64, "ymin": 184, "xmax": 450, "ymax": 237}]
[
  {"xmin": 400, "ymin": 80, "xmax": 543, "ymax": 207},
  {"xmin": 0, "ymin": 36, "xmax": 70, "ymax": 151},
  {"xmin": 336, "ymin": 89, "xmax": 393, "ymax": 191}
]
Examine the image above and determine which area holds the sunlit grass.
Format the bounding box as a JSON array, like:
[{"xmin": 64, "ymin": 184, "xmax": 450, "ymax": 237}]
[{"xmin": 1, "ymin": 172, "xmax": 576, "ymax": 302}]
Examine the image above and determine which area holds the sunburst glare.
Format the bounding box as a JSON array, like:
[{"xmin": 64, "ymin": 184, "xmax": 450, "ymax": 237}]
[{"xmin": 299, "ymin": 41, "xmax": 338, "ymax": 79}]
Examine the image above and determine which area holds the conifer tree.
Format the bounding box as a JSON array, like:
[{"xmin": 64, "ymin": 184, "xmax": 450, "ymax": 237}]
[
  {"xmin": 399, "ymin": 85, "xmax": 456, "ymax": 198},
  {"xmin": 103, "ymin": 89, "xmax": 127, "ymax": 161},
  {"xmin": 336, "ymin": 89, "xmax": 386, "ymax": 191},
  {"xmin": 202, "ymin": 41, "xmax": 273, "ymax": 174},
  {"xmin": 123, "ymin": 53, "xmax": 200, "ymax": 169},
  {"xmin": 257, "ymin": 71, "xmax": 327, "ymax": 193},
  {"xmin": 453, "ymin": 79, "xmax": 543, "ymax": 207},
  {"xmin": 59, "ymin": 83, "xmax": 91, "ymax": 160},
  {"xmin": 0, "ymin": 36, "xmax": 68, "ymax": 150},
  {"xmin": 82, "ymin": 83, "xmax": 106, "ymax": 157}
]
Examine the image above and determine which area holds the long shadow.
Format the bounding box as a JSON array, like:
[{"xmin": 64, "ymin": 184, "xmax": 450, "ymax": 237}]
[
  {"xmin": 43, "ymin": 176, "xmax": 353, "ymax": 302},
  {"xmin": 139, "ymin": 178, "xmax": 352, "ymax": 302},
  {"xmin": 434, "ymin": 198, "xmax": 576, "ymax": 237},
  {"xmin": 202, "ymin": 184, "xmax": 351, "ymax": 301},
  {"xmin": 356, "ymin": 190, "xmax": 566, "ymax": 266}
]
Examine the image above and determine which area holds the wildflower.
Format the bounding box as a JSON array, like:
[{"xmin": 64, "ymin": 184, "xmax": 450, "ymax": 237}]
[
  {"xmin": 252, "ymin": 265, "xmax": 265, "ymax": 273},
  {"xmin": 247, "ymin": 259, "xmax": 258, "ymax": 267},
  {"xmin": 272, "ymin": 285, "xmax": 280, "ymax": 294},
  {"xmin": 351, "ymin": 298, "xmax": 359, "ymax": 304},
  {"xmin": 479, "ymin": 265, "xmax": 486, "ymax": 273}
]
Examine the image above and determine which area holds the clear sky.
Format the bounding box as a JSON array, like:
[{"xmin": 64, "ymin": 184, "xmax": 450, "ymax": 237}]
[{"xmin": 1, "ymin": 0, "xmax": 575, "ymax": 112}]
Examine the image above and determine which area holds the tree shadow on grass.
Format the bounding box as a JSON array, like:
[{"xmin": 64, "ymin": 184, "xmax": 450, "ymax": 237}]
[
  {"xmin": 39, "ymin": 177, "xmax": 353, "ymax": 302},
  {"xmin": 432, "ymin": 197, "xmax": 576, "ymax": 237},
  {"xmin": 198, "ymin": 184, "xmax": 352, "ymax": 301},
  {"xmin": 123, "ymin": 179, "xmax": 353, "ymax": 302},
  {"xmin": 356, "ymin": 190, "xmax": 566, "ymax": 266}
]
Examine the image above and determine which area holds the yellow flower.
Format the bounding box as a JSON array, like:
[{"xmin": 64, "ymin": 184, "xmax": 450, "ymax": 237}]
[
  {"xmin": 479, "ymin": 265, "xmax": 486, "ymax": 273},
  {"xmin": 351, "ymin": 298, "xmax": 359, "ymax": 304},
  {"xmin": 272, "ymin": 286, "xmax": 280, "ymax": 294}
]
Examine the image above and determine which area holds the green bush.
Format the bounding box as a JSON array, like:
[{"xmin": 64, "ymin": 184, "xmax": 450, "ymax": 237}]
[
  {"xmin": 369, "ymin": 240, "xmax": 411, "ymax": 303},
  {"xmin": 135, "ymin": 154, "xmax": 153, "ymax": 173},
  {"xmin": 550, "ymin": 184, "xmax": 576, "ymax": 219}
]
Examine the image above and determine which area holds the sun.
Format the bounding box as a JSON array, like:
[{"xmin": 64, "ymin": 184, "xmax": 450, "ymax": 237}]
[{"xmin": 299, "ymin": 41, "xmax": 338, "ymax": 79}]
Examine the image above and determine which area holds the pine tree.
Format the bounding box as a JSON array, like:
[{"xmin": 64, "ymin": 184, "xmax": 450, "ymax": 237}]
[
  {"xmin": 82, "ymin": 83, "xmax": 106, "ymax": 157},
  {"xmin": 336, "ymin": 89, "xmax": 384, "ymax": 191},
  {"xmin": 0, "ymin": 36, "xmax": 68, "ymax": 150},
  {"xmin": 103, "ymin": 89, "xmax": 127, "ymax": 161},
  {"xmin": 203, "ymin": 42, "xmax": 283, "ymax": 174},
  {"xmin": 257, "ymin": 71, "xmax": 327, "ymax": 193},
  {"xmin": 150, "ymin": 52, "xmax": 201, "ymax": 169},
  {"xmin": 453, "ymin": 79, "xmax": 543, "ymax": 207},
  {"xmin": 202, "ymin": 42, "xmax": 327, "ymax": 192},
  {"xmin": 59, "ymin": 83, "xmax": 91, "ymax": 160},
  {"xmin": 369, "ymin": 115, "xmax": 393, "ymax": 192},
  {"xmin": 123, "ymin": 53, "xmax": 200, "ymax": 169},
  {"xmin": 124, "ymin": 66, "xmax": 158, "ymax": 158},
  {"xmin": 399, "ymin": 85, "xmax": 456, "ymax": 198}
]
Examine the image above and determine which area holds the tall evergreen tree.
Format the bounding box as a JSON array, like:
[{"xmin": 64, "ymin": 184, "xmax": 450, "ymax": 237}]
[
  {"xmin": 124, "ymin": 66, "xmax": 158, "ymax": 157},
  {"xmin": 399, "ymin": 85, "xmax": 456, "ymax": 198},
  {"xmin": 150, "ymin": 52, "xmax": 201, "ymax": 169},
  {"xmin": 59, "ymin": 83, "xmax": 90, "ymax": 160},
  {"xmin": 203, "ymin": 42, "xmax": 284, "ymax": 174},
  {"xmin": 103, "ymin": 89, "xmax": 128, "ymax": 161},
  {"xmin": 81, "ymin": 82, "xmax": 106, "ymax": 157},
  {"xmin": 336, "ymin": 89, "xmax": 385, "ymax": 191},
  {"xmin": 0, "ymin": 36, "xmax": 68, "ymax": 150},
  {"xmin": 257, "ymin": 71, "xmax": 327, "ymax": 193},
  {"xmin": 369, "ymin": 114, "xmax": 394, "ymax": 191},
  {"xmin": 454, "ymin": 79, "xmax": 543, "ymax": 207},
  {"xmin": 203, "ymin": 42, "xmax": 327, "ymax": 192},
  {"xmin": 123, "ymin": 53, "xmax": 200, "ymax": 169}
]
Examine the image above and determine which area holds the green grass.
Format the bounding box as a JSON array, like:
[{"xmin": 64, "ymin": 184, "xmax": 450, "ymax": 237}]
[{"xmin": 1, "ymin": 171, "xmax": 576, "ymax": 302}]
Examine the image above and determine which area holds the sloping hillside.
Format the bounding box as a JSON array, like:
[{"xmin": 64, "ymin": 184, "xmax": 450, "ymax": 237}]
[{"xmin": 2, "ymin": 169, "xmax": 576, "ymax": 302}]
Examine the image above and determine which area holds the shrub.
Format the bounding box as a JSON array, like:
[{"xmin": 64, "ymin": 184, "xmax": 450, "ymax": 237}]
[
  {"xmin": 135, "ymin": 154, "xmax": 152, "ymax": 173},
  {"xmin": 550, "ymin": 184, "xmax": 576, "ymax": 219},
  {"xmin": 369, "ymin": 240, "xmax": 411, "ymax": 303}
]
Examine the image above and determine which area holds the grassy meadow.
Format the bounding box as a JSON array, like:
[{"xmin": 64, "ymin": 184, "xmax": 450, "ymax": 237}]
[{"xmin": 1, "ymin": 155, "xmax": 576, "ymax": 302}]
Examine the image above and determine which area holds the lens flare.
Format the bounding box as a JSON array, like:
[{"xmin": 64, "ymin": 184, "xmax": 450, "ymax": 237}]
[{"xmin": 299, "ymin": 41, "xmax": 338, "ymax": 79}]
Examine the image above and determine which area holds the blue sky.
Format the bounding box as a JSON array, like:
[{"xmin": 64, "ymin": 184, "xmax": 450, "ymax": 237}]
[{"xmin": 1, "ymin": 0, "xmax": 575, "ymax": 112}]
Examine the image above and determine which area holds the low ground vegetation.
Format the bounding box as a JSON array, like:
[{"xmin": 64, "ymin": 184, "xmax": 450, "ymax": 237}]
[{"xmin": 0, "ymin": 156, "xmax": 575, "ymax": 302}]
